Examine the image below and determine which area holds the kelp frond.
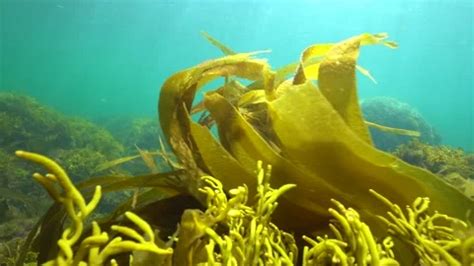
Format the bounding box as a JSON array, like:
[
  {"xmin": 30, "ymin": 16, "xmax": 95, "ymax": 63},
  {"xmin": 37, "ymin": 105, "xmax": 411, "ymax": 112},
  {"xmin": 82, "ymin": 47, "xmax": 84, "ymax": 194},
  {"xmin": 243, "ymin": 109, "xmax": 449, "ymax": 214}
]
[
  {"xmin": 16, "ymin": 152, "xmax": 472, "ymax": 265},
  {"xmin": 365, "ymin": 121, "xmax": 421, "ymax": 137},
  {"xmin": 159, "ymin": 32, "xmax": 473, "ymax": 237}
]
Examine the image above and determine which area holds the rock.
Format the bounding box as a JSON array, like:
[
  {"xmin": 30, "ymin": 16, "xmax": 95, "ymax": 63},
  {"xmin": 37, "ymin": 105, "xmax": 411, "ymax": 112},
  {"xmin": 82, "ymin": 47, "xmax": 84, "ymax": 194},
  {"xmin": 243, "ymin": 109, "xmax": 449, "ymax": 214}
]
[{"xmin": 361, "ymin": 97, "xmax": 440, "ymax": 151}]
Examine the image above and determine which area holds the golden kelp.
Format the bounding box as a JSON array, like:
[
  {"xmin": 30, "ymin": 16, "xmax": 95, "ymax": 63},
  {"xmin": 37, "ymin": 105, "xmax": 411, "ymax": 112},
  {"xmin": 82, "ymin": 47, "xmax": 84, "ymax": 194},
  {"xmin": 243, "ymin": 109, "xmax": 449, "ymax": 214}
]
[
  {"xmin": 158, "ymin": 33, "xmax": 473, "ymax": 233},
  {"xmin": 15, "ymin": 151, "xmax": 473, "ymax": 265}
]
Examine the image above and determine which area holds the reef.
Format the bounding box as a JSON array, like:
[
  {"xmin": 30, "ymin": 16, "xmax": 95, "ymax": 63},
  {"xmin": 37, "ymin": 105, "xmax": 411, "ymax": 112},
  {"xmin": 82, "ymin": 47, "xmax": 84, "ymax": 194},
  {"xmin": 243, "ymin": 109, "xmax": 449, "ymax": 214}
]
[
  {"xmin": 4, "ymin": 33, "xmax": 474, "ymax": 265},
  {"xmin": 394, "ymin": 140, "xmax": 474, "ymax": 199},
  {"xmin": 0, "ymin": 93, "xmax": 123, "ymax": 158},
  {"xmin": 361, "ymin": 97, "xmax": 441, "ymax": 151},
  {"xmin": 0, "ymin": 93, "xmax": 126, "ymax": 250},
  {"xmin": 100, "ymin": 117, "xmax": 162, "ymax": 154},
  {"xmin": 98, "ymin": 116, "xmax": 168, "ymax": 175}
]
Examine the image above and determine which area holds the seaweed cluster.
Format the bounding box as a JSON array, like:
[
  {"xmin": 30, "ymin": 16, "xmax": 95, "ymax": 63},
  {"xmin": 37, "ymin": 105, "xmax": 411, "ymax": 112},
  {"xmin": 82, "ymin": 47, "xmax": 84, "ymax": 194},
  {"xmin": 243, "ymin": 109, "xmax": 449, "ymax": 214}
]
[
  {"xmin": 14, "ymin": 151, "xmax": 474, "ymax": 265},
  {"xmin": 4, "ymin": 33, "xmax": 474, "ymax": 265},
  {"xmin": 361, "ymin": 97, "xmax": 441, "ymax": 151},
  {"xmin": 394, "ymin": 140, "xmax": 474, "ymax": 199},
  {"xmin": 158, "ymin": 32, "xmax": 473, "ymax": 232}
]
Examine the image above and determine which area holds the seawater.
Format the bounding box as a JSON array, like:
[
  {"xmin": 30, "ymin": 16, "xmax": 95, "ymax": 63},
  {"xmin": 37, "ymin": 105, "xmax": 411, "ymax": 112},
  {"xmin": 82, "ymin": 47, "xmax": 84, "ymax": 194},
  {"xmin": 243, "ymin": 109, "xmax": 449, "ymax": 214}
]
[{"xmin": 1, "ymin": 0, "xmax": 472, "ymax": 150}]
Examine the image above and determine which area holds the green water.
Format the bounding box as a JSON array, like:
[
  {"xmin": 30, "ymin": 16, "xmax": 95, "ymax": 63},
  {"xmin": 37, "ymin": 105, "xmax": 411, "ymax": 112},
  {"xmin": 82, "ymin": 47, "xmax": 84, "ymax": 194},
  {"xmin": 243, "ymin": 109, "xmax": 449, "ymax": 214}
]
[{"xmin": 1, "ymin": 0, "xmax": 472, "ymax": 150}]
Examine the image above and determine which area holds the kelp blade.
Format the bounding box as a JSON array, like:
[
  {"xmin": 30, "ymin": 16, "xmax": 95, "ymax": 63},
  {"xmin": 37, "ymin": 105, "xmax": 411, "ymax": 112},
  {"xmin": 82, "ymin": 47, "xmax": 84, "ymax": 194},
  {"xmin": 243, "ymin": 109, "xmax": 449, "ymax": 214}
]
[
  {"xmin": 268, "ymin": 81, "xmax": 473, "ymax": 225},
  {"xmin": 157, "ymin": 32, "xmax": 473, "ymax": 234}
]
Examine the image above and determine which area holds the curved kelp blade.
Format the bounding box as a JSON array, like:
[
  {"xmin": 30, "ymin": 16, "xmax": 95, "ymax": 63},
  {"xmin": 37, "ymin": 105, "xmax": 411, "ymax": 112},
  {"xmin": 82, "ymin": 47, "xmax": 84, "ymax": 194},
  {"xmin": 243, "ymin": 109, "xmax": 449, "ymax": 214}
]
[
  {"xmin": 293, "ymin": 43, "xmax": 333, "ymax": 84},
  {"xmin": 16, "ymin": 203, "xmax": 65, "ymax": 265},
  {"xmin": 201, "ymin": 31, "xmax": 236, "ymax": 55},
  {"xmin": 85, "ymin": 188, "xmax": 187, "ymax": 243},
  {"xmin": 268, "ymin": 81, "xmax": 473, "ymax": 226},
  {"xmin": 159, "ymin": 52, "xmax": 273, "ymax": 141},
  {"xmin": 94, "ymin": 154, "xmax": 141, "ymax": 173},
  {"xmin": 299, "ymin": 33, "xmax": 397, "ymax": 145},
  {"xmin": 96, "ymin": 187, "xmax": 180, "ymax": 225},
  {"xmin": 204, "ymin": 93, "xmax": 346, "ymax": 228},
  {"xmin": 77, "ymin": 170, "xmax": 185, "ymax": 193},
  {"xmin": 188, "ymin": 116, "xmax": 257, "ymax": 192},
  {"xmin": 158, "ymin": 53, "xmax": 275, "ymax": 188},
  {"xmin": 365, "ymin": 121, "xmax": 421, "ymax": 137}
]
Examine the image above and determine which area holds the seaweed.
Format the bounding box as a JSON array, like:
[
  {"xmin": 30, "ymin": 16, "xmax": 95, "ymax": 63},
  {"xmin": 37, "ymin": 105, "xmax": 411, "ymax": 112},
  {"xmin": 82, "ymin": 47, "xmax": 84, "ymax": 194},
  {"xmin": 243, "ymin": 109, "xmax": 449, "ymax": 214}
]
[
  {"xmin": 8, "ymin": 33, "xmax": 474, "ymax": 265},
  {"xmin": 15, "ymin": 152, "xmax": 473, "ymax": 265},
  {"xmin": 158, "ymin": 33, "xmax": 473, "ymax": 235}
]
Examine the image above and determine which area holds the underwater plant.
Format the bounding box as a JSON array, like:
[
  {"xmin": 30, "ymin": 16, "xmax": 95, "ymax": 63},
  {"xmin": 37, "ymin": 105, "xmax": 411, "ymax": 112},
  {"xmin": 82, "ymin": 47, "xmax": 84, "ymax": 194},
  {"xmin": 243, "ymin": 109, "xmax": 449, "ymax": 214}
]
[
  {"xmin": 158, "ymin": 32, "xmax": 473, "ymax": 233},
  {"xmin": 15, "ymin": 151, "xmax": 473, "ymax": 265},
  {"xmin": 15, "ymin": 151, "xmax": 173, "ymax": 265},
  {"xmin": 10, "ymin": 33, "xmax": 474, "ymax": 265}
]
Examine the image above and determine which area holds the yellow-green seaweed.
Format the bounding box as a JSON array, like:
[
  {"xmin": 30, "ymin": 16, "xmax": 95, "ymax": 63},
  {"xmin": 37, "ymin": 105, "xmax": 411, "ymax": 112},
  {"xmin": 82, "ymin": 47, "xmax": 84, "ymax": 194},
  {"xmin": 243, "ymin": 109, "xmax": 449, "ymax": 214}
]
[
  {"xmin": 15, "ymin": 151, "xmax": 173, "ymax": 265},
  {"xmin": 15, "ymin": 152, "xmax": 472, "ymax": 265},
  {"xmin": 158, "ymin": 33, "xmax": 473, "ymax": 234}
]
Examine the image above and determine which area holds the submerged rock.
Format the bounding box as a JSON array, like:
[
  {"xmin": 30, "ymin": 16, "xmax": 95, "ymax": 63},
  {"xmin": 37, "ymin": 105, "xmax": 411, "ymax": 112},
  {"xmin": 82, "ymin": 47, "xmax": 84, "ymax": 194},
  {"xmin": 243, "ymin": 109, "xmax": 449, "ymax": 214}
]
[
  {"xmin": 361, "ymin": 97, "xmax": 441, "ymax": 151},
  {"xmin": 0, "ymin": 92, "xmax": 124, "ymax": 160},
  {"xmin": 394, "ymin": 140, "xmax": 474, "ymax": 199},
  {"xmin": 0, "ymin": 92, "xmax": 126, "ymax": 228},
  {"xmin": 99, "ymin": 116, "xmax": 162, "ymax": 153}
]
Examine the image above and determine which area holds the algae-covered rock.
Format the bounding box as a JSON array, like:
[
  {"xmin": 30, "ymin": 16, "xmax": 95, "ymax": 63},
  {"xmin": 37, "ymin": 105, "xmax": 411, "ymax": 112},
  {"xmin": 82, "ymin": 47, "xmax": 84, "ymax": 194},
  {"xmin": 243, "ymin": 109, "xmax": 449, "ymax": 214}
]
[
  {"xmin": 0, "ymin": 92, "xmax": 126, "ymax": 235},
  {"xmin": 100, "ymin": 116, "xmax": 161, "ymax": 153},
  {"xmin": 97, "ymin": 116, "xmax": 168, "ymax": 175},
  {"xmin": 0, "ymin": 92, "xmax": 124, "ymax": 158},
  {"xmin": 0, "ymin": 93, "xmax": 74, "ymax": 153},
  {"xmin": 361, "ymin": 97, "xmax": 441, "ymax": 151},
  {"xmin": 394, "ymin": 140, "xmax": 474, "ymax": 198},
  {"xmin": 0, "ymin": 234, "xmax": 37, "ymax": 265},
  {"xmin": 50, "ymin": 148, "xmax": 108, "ymax": 182}
]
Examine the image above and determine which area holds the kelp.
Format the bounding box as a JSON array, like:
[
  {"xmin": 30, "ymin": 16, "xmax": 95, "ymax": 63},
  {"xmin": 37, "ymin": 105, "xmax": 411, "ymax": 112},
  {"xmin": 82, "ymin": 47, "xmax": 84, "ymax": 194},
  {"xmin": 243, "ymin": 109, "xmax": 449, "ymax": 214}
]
[
  {"xmin": 364, "ymin": 121, "xmax": 421, "ymax": 137},
  {"xmin": 15, "ymin": 152, "xmax": 472, "ymax": 265},
  {"xmin": 10, "ymin": 32, "xmax": 474, "ymax": 265},
  {"xmin": 158, "ymin": 32, "xmax": 474, "ymax": 236}
]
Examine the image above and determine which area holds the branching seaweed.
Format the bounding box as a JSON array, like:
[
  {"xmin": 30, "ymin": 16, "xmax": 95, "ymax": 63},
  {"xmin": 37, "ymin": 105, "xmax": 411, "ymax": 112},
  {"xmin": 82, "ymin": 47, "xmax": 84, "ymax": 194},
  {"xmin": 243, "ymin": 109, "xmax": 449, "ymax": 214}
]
[
  {"xmin": 15, "ymin": 151, "xmax": 172, "ymax": 265},
  {"xmin": 370, "ymin": 189, "xmax": 473, "ymax": 265},
  {"xmin": 15, "ymin": 151, "xmax": 472, "ymax": 265},
  {"xmin": 10, "ymin": 32, "xmax": 474, "ymax": 266},
  {"xmin": 303, "ymin": 199, "xmax": 399, "ymax": 266}
]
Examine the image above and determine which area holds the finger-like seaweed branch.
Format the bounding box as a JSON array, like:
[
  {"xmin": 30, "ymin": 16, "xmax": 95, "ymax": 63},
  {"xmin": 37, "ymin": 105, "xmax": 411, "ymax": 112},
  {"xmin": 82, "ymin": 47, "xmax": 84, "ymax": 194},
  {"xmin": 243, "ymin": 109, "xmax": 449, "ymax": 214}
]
[
  {"xmin": 15, "ymin": 150, "xmax": 471, "ymax": 265},
  {"xmin": 175, "ymin": 161, "xmax": 297, "ymax": 265},
  {"xmin": 15, "ymin": 151, "xmax": 172, "ymax": 265},
  {"xmin": 302, "ymin": 199, "xmax": 399, "ymax": 265},
  {"xmin": 370, "ymin": 189, "xmax": 472, "ymax": 265}
]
